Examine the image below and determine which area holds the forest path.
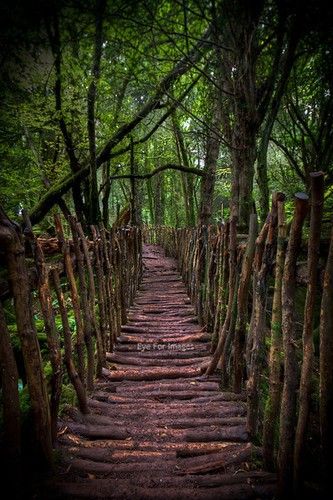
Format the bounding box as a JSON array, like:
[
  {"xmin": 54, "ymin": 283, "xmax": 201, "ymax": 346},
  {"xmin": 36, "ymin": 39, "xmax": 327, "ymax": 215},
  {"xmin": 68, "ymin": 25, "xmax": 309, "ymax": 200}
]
[{"xmin": 47, "ymin": 244, "xmax": 276, "ymax": 499}]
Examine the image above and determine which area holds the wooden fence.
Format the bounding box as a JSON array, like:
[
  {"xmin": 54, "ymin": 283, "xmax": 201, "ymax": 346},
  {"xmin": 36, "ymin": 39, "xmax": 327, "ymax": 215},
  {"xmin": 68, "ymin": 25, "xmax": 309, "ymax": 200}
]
[
  {"xmin": 0, "ymin": 209, "xmax": 142, "ymax": 471},
  {"xmin": 144, "ymin": 171, "xmax": 333, "ymax": 497}
]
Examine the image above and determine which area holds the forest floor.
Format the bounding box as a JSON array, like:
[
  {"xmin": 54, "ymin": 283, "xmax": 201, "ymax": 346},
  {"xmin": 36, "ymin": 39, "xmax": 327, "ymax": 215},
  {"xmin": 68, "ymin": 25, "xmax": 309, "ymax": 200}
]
[{"xmin": 43, "ymin": 244, "xmax": 276, "ymax": 499}]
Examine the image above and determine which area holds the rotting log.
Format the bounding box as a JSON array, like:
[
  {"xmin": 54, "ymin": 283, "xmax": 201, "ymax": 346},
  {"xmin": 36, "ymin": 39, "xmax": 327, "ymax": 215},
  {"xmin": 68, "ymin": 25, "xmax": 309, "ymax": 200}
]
[{"xmin": 278, "ymin": 193, "xmax": 309, "ymax": 498}]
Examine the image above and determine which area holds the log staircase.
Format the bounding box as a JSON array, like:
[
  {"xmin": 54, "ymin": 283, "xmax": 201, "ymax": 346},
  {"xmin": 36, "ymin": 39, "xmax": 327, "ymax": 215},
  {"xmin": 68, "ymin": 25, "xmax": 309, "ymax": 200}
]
[{"xmin": 46, "ymin": 244, "xmax": 276, "ymax": 499}]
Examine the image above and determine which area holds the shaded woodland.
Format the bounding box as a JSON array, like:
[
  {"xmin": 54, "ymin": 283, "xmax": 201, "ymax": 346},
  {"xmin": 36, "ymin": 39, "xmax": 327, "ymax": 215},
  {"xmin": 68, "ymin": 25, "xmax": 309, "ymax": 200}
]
[{"xmin": 0, "ymin": 0, "xmax": 333, "ymax": 498}]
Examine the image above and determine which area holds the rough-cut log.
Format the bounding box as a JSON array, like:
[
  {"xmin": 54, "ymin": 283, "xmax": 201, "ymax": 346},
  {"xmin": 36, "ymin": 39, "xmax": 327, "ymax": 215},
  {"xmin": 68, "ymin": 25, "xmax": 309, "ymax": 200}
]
[
  {"xmin": 294, "ymin": 172, "xmax": 324, "ymax": 493},
  {"xmin": 319, "ymin": 219, "xmax": 333, "ymax": 494},
  {"xmin": 278, "ymin": 193, "xmax": 309, "ymax": 498},
  {"xmin": 106, "ymin": 352, "xmax": 211, "ymax": 367},
  {"xmin": 185, "ymin": 426, "xmax": 248, "ymax": 443},
  {"xmin": 65, "ymin": 423, "xmax": 130, "ymax": 440},
  {"xmin": 77, "ymin": 222, "xmax": 105, "ymax": 375},
  {"xmin": 233, "ymin": 214, "xmax": 257, "ymax": 392},
  {"xmin": 101, "ymin": 365, "xmax": 202, "ymax": 381},
  {"xmin": 0, "ymin": 207, "xmax": 52, "ymax": 467},
  {"xmin": 91, "ymin": 225, "xmax": 108, "ymax": 357},
  {"xmin": 205, "ymin": 217, "xmax": 237, "ymax": 375},
  {"xmin": 55, "ymin": 214, "xmax": 86, "ymax": 385},
  {"xmin": 178, "ymin": 443, "xmax": 260, "ymax": 474},
  {"xmin": 263, "ymin": 199, "xmax": 286, "ymax": 470},
  {"xmin": 69, "ymin": 217, "xmax": 94, "ymax": 391},
  {"xmin": 0, "ymin": 301, "xmax": 21, "ymax": 465},
  {"xmin": 52, "ymin": 269, "xmax": 89, "ymax": 414},
  {"xmin": 35, "ymin": 240, "xmax": 63, "ymax": 442},
  {"xmin": 247, "ymin": 192, "xmax": 285, "ymax": 437}
]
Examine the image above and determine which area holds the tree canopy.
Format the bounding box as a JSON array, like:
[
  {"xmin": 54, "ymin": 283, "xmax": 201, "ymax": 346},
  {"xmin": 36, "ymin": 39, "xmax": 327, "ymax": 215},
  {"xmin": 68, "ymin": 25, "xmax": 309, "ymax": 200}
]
[{"xmin": 0, "ymin": 0, "xmax": 332, "ymax": 230}]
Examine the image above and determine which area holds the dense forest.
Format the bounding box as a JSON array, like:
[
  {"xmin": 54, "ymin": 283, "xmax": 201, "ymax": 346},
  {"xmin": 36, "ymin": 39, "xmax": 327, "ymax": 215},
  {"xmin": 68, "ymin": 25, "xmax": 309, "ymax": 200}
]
[
  {"xmin": 1, "ymin": 0, "xmax": 332, "ymax": 229},
  {"xmin": 1, "ymin": 0, "xmax": 333, "ymax": 499}
]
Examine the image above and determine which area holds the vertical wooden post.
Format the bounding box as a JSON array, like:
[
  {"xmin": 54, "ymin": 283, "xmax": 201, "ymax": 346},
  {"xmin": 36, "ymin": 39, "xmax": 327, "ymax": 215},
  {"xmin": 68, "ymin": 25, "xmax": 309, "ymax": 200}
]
[
  {"xmin": 54, "ymin": 214, "xmax": 86, "ymax": 386},
  {"xmin": 69, "ymin": 216, "xmax": 94, "ymax": 391},
  {"xmin": 319, "ymin": 220, "xmax": 333, "ymax": 494},
  {"xmin": 205, "ymin": 216, "xmax": 237, "ymax": 375},
  {"xmin": 247, "ymin": 192, "xmax": 284, "ymax": 437},
  {"xmin": 233, "ymin": 213, "xmax": 258, "ymax": 392},
  {"xmin": 100, "ymin": 225, "xmax": 115, "ymax": 349},
  {"xmin": 0, "ymin": 208, "xmax": 52, "ymax": 467},
  {"xmin": 76, "ymin": 222, "xmax": 105, "ymax": 376},
  {"xmin": 35, "ymin": 240, "xmax": 63, "ymax": 442},
  {"xmin": 91, "ymin": 225, "xmax": 108, "ymax": 355},
  {"xmin": 278, "ymin": 193, "xmax": 309, "ymax": 498},
  {"xmin": 263, "ymin": 199, "xmax": 286, "ymax": 469},
  {"xmin": 294, "ymin": 172, "xmax": 324, "ymax": 492},
  {"xmin": 51, "ymin": 269, "xmax": 89, "ymax": 414},
  {"xmin": 0, "ymin": 301, "xmax": 21, "ymax": 464}
]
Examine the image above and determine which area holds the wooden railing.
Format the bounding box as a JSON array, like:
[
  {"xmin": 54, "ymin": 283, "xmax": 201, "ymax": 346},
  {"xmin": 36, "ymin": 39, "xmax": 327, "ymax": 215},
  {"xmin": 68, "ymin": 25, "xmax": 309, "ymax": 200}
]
[
  {"xmin": 0, "ymin": 210, "xmax": 142, "ymax": 470},
  {"xmin": 144, "ymin": 172, "xmax": 333, "ymax": 497}
]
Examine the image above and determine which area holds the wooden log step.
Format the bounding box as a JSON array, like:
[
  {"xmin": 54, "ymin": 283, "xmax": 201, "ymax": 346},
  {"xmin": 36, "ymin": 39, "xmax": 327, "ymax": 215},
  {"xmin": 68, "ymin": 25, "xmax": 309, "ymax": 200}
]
[
  {"xmin": 114, "ymin": 344, "xmax": 210, "ymax": 355},
  {"xmin": 48, "ymin": 480, "xmax": 276, "ymax": 500},
  {"xmin": 185, "ymin": 426, "xmax": 248, "ymax": 443},
  {"xmin": 87, "ymin": 398, "xmax": 246, "ymax": 416},
  {"xmin": 64, "ymin": 423, "xmax": 130, "ymax": 440},
  {"xmin": 65, "ymin": 446, "xmax": 177, "ymax": 463},
  {"xmin": 178, "ymin": 443, "xmax": 260, "ymax": 474},
  {"xmin": 106, "ymin": 352, "xmax": 212, "ymax": 367},
  {"xmin": 92, "ymin": 390, "xmax": 237, "ymax": 403},
  {"xmin": 193, "ymin": 471, "xmax": 276, "ymax": 488},
  {"xmin": 95, "ymin": 378, "xmax": 219, "ymax": 392},
  {"xmin": 113, "ymin": 379, "xmax": 220, "ymax": 392},
  {"xmin": 63, "ymin": 457, "xmax": 178, "ymax": 475},
  {"xmin": 117, "ymin": 333, "xmax": 210, "ymax": 344},
  {"xmin": 101, "ymin": 366, "xmax": 203, "ymax": 381}
]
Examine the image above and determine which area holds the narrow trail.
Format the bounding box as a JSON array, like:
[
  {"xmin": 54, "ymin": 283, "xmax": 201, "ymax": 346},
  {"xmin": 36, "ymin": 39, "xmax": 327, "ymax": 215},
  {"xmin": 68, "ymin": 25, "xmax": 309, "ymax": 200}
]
[{"xmin": 48, "ymin": 244, "xmax": 276, "ymax": 499}]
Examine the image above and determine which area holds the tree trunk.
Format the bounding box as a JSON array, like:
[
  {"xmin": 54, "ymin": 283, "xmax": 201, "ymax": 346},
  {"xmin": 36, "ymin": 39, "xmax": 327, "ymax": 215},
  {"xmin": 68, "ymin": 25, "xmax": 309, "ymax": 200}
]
[
  {"xmin": 293, "ymin": 172, "xmax": 324, "ymax": 493},
  {"xmin": 130, "ymin": 137, "xmax": 141, "ymax": 226},
  {"xmin": 172, "ymin": 113, "xmax": 196, "ymax": 226},
  {"xmin": 277, "ymin": 193, "xmax": 309, "ymax": 498},
  {"xmin": 102, "ymin": 161, "xmax": 111, "ymax": 227},
  {"xmin": 87, "ymin": 0, "xmax": 106, "ymax": 225},
  {"xmin": 154, "ymin": 172, "xmax": 164, "ymax": 226},
  {"xmin": 199, "ymin": 87, "xmax": 222, "ymax": 226}
]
